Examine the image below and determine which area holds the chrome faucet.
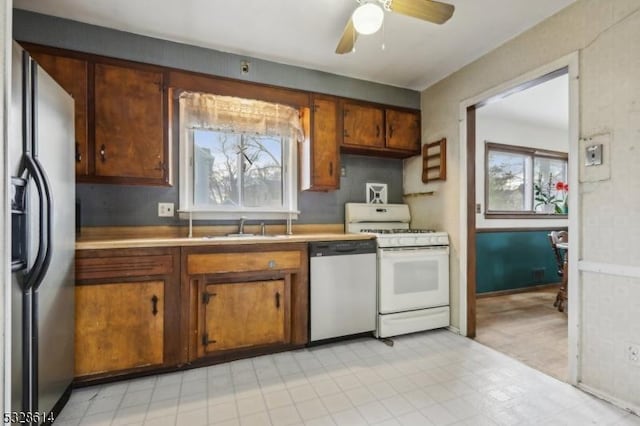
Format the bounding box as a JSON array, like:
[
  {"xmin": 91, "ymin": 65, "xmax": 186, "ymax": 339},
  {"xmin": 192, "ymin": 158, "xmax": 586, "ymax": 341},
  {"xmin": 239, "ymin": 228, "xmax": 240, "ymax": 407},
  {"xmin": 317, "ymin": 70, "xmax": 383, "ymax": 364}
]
[{"xmin": 238, "ymin": 217, "xmax": 247, "ymax": 235}]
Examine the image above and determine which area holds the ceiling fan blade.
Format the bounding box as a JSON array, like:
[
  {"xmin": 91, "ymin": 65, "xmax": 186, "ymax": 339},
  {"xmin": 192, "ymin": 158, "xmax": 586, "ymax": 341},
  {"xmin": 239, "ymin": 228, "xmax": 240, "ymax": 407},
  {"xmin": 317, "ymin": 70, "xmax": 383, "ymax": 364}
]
[
  {"xmin": 335, "ymin": 18, "xmax": 358, "ymax": 54},
  {"xmin": 390, "ymin": 0, "xmax": 455, "ymax": 24}
]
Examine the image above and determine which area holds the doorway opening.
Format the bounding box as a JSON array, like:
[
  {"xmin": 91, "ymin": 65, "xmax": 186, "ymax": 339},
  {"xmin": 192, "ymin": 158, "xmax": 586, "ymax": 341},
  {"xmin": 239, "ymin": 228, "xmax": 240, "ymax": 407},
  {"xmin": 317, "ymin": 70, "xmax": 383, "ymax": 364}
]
[{"xmin": 461, "ymin": 60, "xmax": 579, "ymax": 383}]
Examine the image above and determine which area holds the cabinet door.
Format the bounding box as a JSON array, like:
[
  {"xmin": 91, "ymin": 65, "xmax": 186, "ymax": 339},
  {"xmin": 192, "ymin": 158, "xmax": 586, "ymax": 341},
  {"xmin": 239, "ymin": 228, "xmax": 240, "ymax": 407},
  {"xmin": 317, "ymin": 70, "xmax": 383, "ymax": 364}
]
[
  {"xmin": 198, "ymin": 280, "xmax": 289, "ymax": 356},
  {"xmin": 386, "ymin": 109, "xmax": 421, "ymax": 153},
  {"xmin": 30, "ymin": 52, "xmax": 89, "ymax": 176},
  {"xmin": 342, "ymin": 103, "xmax": 385, "ymax": 148},
  {"xmin": 94, "ymin": 63, "xmax": 165, "ymax": 182},
  {"xmin": 75, "ymin": 281, "xmax": 164, "ymax": 376},
  {"xmin": 310, "ymin": 97, "xmax": 339, "ymax": 190}
]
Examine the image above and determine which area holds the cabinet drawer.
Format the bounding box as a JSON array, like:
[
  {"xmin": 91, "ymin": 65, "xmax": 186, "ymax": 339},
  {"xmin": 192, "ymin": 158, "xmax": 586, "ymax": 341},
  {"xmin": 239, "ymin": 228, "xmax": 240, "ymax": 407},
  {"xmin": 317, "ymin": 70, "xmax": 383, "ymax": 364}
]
[
  {"xmin": 76, "ymin": 255, "xmax": 174, "ymax": 280},
  {"xmin": 188, "ymin": 251, "xmax": 301, "ymax": 275}
]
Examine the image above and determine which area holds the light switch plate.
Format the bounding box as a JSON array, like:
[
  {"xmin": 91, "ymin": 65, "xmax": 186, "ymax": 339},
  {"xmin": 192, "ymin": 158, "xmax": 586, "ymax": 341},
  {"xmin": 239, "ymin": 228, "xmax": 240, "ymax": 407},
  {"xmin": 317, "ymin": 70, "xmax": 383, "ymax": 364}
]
[
  {"xmin": 580, "ymin": 132, "xmax": 611, "ymax": 183},
  {"xmin": 158, "ymin": 202, "xmax": 174, "ymax": 217},
  {"xmin": 585, "ymin": 144, "xmax": 603, "ymax": 166}
]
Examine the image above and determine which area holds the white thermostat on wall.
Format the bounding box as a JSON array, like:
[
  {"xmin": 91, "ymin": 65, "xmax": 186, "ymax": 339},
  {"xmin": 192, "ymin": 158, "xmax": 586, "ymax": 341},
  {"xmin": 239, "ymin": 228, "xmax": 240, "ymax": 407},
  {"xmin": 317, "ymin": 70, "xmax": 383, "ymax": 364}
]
[{"xmin": 366, "ymin": 183, "xmax": 388, "ymax": 204}]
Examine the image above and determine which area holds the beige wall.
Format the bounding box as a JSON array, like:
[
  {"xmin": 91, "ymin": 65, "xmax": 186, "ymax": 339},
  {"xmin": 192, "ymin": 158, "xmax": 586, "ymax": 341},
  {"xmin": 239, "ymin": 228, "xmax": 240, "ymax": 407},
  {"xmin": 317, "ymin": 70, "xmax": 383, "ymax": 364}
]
[{"xmin": 405, "ymin": 0, "xmax": 640, "ymax": 410}]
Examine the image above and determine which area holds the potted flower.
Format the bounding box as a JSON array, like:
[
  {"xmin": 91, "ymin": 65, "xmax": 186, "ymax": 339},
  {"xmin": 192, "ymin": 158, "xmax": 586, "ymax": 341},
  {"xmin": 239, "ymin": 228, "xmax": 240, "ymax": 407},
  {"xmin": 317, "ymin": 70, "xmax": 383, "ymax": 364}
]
[
  {"xmin": 555, "ymin": 181, "xmax": 568, "ymax": 214},
  {"xmin": 534, "ymin": 172, "xmax": 566, "ymax": 214}
]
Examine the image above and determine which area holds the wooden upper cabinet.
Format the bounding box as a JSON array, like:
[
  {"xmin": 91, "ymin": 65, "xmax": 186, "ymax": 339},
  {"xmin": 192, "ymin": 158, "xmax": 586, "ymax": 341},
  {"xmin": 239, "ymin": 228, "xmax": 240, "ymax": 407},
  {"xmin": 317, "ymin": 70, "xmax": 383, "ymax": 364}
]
[
  {"xmin": 386, "ymin": 109, "xmax": 421, "ymax": 153},
  {"xmin": 75, "ymin": 280, "xmax": 165, "ymax": 377},
  {"xmin": 94, "ymin": 63, "xmax": 166, "ymax": 182},
  {"xmin": 30, "ymin": 51, "xmax": 90, "ymax": 176},
  {"xmin": 304, "ymin": 96, "xmax": 339, "ymax": 191},
  {"xmin": 342, "ymin": 102, "xmax": 385, "ymax": 149},
  {"xmin": 198, "ymin": 280, "xmax": 290, "ymax": 357}
]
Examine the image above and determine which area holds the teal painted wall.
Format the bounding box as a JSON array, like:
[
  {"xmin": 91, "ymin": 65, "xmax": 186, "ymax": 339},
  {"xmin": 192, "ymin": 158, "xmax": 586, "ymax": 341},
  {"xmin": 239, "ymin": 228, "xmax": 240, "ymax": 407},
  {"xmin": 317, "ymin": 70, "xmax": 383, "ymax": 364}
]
[{"xmin": 476, "ymin": 231, "xmax": 560, "ymax": 294}]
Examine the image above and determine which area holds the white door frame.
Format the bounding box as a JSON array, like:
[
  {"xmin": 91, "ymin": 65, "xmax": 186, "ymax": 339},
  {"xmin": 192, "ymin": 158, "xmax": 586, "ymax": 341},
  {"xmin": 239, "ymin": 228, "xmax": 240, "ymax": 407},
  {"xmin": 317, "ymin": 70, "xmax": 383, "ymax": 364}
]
[
  {"xmin": 458, "ymin": 52, "xmax": 581, "ymax": 385},
  {"xmin": 2, "ymin": 0, "xmax": 14, "ymax": 412}
]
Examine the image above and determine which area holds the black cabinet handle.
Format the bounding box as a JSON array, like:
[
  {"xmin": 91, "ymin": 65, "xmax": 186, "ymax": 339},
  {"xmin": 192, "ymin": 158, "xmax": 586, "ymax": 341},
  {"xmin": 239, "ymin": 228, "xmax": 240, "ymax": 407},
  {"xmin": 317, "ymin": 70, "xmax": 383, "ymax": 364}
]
[
  {"xmin": 329, "ymin": 161, "xmax": 333, "ymax": 176},
  {"xmin": 99, "ymin": 144, "xmax": 106, "ymax": 162},
  {"xmin": 389, "ymin": 125, "xmax": 394, "ymax": 138},
  {"xmin": 75, "ymin": 142, "xmax": 82, "ymax": 162},
  {"xmin": 275, "ymin": 292, "xmax": 280, "ymax": 309},
  {"xmin": 376, "ymin": 125, "xmax": 380, "ymax": 138},
  {"xmin": 202, "ymin": 333, "xmax": 216, "ymax": 347},
  {"xmin": 343, "ymin": 129, "xmax": 349, "ymax": 138},
  {"xmin": 151, "ymin": 295, "xmax": 159, "ymax": 316}
]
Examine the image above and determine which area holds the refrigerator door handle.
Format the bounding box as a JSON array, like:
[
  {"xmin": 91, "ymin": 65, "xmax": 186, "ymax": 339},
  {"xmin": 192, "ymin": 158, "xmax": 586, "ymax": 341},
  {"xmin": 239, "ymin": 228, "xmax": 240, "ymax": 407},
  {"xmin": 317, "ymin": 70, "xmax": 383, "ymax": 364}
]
[
  {"xmin": 22, "ymin": 155, "xmax": 48, "ymax": 292},
  {"xmin": 30, "ymin": 59, "xmax": 53, "ymax": 292},
  {"xmin": 31, "ymin": 157, "xmax": 52, "ymax": 291}
]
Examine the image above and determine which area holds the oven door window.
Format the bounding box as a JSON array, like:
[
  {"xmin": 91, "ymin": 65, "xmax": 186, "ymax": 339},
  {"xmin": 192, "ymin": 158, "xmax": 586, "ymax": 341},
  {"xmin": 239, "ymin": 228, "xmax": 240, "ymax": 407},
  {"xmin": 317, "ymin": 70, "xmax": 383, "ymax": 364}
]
[{"xmin": 379, "ymin": 248, "xmax": 449, "ymax": 314}]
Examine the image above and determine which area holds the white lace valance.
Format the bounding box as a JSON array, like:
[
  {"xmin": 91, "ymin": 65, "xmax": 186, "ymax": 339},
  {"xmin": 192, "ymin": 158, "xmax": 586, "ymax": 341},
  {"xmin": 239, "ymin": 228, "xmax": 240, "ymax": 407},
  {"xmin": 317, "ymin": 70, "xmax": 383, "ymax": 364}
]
[{"xmin": 179, "ymin": 92, "xmax": 304, "ymax": 141}]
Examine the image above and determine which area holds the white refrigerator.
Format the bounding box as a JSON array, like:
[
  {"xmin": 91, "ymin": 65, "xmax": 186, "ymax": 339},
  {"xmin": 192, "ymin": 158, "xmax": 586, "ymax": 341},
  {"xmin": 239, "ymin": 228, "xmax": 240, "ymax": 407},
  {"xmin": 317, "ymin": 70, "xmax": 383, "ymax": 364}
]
[{"xmin": 9, "ymin": 42, "xmax": 75, "ymax": 423}]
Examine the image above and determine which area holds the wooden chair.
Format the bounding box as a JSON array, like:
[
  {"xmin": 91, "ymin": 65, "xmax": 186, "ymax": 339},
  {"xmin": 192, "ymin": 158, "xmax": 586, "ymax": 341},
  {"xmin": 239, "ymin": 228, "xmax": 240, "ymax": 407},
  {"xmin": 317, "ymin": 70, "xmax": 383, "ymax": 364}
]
[{"xmin": 548, "ymin": 231, "xmax": 568, "ymax": 312}]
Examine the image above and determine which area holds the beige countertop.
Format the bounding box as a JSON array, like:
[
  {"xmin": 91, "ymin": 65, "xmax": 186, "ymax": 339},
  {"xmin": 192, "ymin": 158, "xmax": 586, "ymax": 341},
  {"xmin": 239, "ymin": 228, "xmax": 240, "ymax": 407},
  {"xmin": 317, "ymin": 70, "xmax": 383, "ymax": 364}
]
[{"xmin": 76, "ymin": 229, "xmax": 375, "ymax": 250}]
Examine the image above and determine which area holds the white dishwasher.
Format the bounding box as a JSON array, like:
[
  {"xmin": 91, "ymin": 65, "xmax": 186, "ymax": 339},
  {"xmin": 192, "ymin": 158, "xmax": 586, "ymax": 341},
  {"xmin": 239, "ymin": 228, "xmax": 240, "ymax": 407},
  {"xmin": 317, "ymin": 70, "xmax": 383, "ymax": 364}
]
[{"xmin": 309, "ymin": 239, "xmax": 377, "ymax": 342}]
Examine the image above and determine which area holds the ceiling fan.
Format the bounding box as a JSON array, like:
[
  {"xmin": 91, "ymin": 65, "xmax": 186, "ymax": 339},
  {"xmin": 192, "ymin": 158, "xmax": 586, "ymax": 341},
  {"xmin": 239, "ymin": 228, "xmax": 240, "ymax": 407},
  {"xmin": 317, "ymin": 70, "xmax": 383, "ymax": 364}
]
[{"xmin": 335, "ymin": 0, "xmax": 455, "ymax": 54}]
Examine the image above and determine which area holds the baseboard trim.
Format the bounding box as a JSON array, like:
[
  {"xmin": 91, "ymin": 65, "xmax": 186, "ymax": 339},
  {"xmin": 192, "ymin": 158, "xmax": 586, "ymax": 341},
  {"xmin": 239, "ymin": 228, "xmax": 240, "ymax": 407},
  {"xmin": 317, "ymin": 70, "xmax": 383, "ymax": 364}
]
[
  {"xmin": 447, "ymin": 325, "xmax": 461, "ymax": 335},
  {"xmin": 578, "ymin": 383, "xmax": 639, "ymax": 417},
  {"xmin": 476, "ymin": 282, "xmax": 560, "ymax": 298}
]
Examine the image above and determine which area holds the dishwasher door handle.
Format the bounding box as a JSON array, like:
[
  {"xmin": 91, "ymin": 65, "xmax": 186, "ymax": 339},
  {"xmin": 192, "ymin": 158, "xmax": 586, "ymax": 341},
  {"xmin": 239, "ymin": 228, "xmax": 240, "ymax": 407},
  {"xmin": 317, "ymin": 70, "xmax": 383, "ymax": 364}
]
[{"xmin": 334, "ymin": 247, "xmax": 358, "ymax": 253}]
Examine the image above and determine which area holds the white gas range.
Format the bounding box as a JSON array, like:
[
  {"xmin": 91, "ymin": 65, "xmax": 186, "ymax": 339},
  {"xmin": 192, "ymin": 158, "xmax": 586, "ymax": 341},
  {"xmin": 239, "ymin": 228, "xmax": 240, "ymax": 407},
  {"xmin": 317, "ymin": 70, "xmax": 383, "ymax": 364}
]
[{"xmin": 345, "ymin": 203, "xmax": 451, "ymax": 338}]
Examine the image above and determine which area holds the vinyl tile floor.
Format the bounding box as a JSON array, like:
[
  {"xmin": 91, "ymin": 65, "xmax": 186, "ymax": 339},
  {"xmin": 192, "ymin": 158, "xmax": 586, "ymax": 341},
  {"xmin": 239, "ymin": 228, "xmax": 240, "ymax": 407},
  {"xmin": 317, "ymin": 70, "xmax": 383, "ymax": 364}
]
[
  {"xmin": 55, "ymin": 330, "xmax": 639, "ymax": 426},
  {"xmin": 475, "ymin": 287, "xmax": 568, "ymax": 381}
]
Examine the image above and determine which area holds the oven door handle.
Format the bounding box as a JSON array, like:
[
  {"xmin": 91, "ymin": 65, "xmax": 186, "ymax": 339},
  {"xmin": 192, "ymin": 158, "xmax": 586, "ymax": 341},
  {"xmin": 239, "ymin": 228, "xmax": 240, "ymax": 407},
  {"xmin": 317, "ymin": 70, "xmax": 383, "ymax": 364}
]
[{"xmin": 379, "ymin": 247, "xmax": 449, "ymax": 256}]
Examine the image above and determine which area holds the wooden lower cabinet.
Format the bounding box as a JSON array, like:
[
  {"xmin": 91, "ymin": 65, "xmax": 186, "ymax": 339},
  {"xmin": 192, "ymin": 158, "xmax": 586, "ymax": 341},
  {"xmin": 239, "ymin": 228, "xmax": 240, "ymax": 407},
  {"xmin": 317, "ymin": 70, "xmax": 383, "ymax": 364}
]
[
  {"xmin": 197, "ymin": 279, "xmax": 290, "ymax": 356},
  {"xmin": 184, "ymin": 243, "xmax": 308, "ymax": 362},
  {"xmin": 74, "ymin": 243, "xmax": 309, "ymax": 382},
  {"xmin": 74, "ymin": 247, "xmax": 181, "ymax": 382},
  {"xmin": 75, "ymin": 280, "xmax": 165, "ymax": 376}
]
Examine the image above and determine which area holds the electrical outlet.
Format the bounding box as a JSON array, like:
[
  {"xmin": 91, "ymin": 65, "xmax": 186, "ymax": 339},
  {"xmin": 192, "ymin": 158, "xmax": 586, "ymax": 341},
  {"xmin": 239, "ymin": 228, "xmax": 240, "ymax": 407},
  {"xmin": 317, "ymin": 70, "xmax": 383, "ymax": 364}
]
[
  {"xmin": 627, "ymin": 343, "xmax": 640, "ymax": 366},
  {"xmin": 341, "ymin": 166, "xmax": 347, "ymax": 177},
  {"xmin": 158, "ymin": 202, "xmax": 174, "ymax": 217}
]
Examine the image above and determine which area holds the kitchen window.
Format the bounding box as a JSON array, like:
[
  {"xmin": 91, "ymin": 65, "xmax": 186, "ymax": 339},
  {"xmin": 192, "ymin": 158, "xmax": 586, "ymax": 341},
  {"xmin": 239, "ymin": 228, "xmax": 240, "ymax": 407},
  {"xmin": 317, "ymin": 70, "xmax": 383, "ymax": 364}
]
[
  {"xmin": 485, "ymin": 142, "xmax": 568, "ymax": 216},
  {"xmin": 178, "ymin": 92, "xmax": 302, "ymax": 220}
]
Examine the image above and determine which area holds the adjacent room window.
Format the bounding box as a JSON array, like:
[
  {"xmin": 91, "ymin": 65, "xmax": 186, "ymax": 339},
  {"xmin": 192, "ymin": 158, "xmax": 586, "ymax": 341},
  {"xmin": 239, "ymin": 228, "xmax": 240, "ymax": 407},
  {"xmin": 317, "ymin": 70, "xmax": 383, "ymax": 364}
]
[
  {"xmin": 179, "ymin": 92, "xmax": 302, "ymax": 219},
  {"xmin": 485, "ymin": 142, "xmax": 568, "ymax": 215}
]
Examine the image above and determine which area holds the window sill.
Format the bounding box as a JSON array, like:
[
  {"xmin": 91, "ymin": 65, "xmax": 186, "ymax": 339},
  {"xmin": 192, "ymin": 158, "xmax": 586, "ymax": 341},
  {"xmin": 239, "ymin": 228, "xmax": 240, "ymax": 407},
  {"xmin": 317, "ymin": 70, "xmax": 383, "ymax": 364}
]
[
  {"xmin": 178, "ymin": 209, "xmax": 300, "ymax": 221},
  {"xmin": 484, "ymin": 213, "xmax": 568, "ymax": 220}
]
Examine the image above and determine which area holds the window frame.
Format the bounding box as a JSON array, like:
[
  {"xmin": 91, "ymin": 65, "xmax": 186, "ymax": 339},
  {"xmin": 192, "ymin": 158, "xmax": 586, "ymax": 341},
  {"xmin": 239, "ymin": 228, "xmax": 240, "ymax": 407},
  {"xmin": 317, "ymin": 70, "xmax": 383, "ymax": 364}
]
[
  {"xmin": 484, "ymin": 141, "xmax": 568, "ymax": 219},
  {"xmin": 177, "ymin": 99, "xmax": 299, "ymax": 221}
]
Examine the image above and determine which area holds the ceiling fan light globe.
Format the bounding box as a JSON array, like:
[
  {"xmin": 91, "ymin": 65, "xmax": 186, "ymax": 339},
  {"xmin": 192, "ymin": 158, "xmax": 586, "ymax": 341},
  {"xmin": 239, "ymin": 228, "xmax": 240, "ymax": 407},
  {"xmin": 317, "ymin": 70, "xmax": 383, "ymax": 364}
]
[{"xmin": 352, "ymin": 3, "xmax": 384, "ymax": 35}]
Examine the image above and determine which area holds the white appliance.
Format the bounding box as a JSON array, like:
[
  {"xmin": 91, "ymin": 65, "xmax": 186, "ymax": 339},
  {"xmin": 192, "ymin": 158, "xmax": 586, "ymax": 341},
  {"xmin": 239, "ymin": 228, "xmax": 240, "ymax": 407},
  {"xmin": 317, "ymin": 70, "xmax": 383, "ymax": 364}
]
[
  {"xmin": 345, "ymin": 203, "xmax": 450, "ymax": 338},
  {"xmin": 9, "ymin": 42, "xmax": 75, "ymax": 419},
  {"xmin": 309, "ymin": 240, "xmax": 377, "ymax": 342}
]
